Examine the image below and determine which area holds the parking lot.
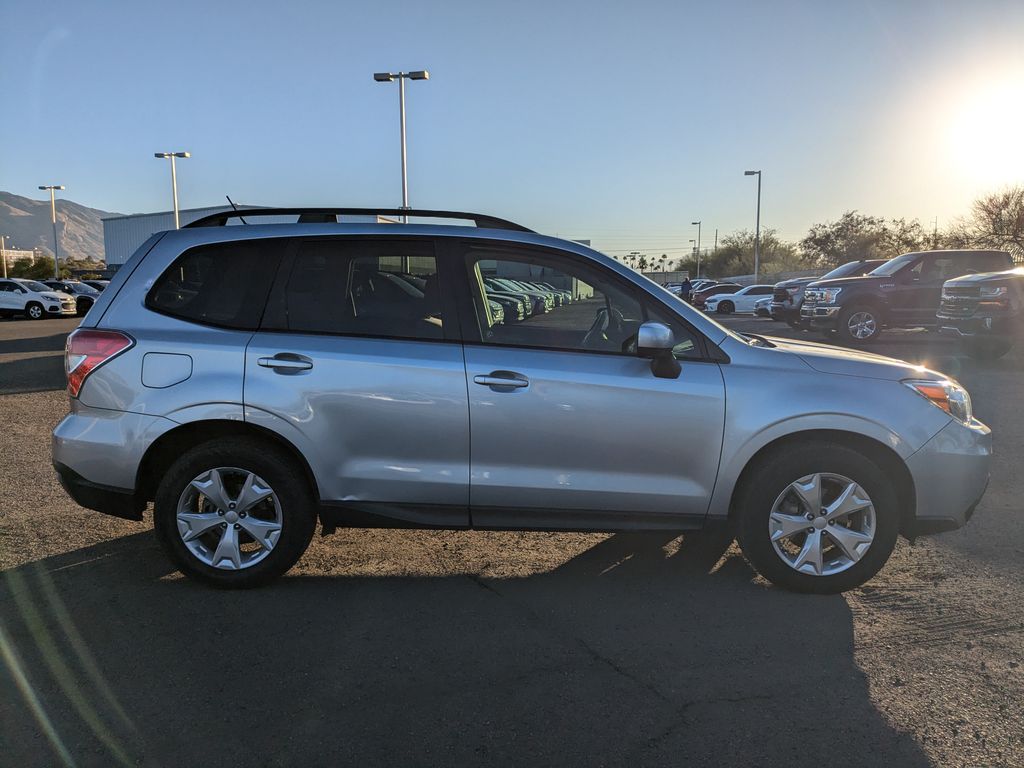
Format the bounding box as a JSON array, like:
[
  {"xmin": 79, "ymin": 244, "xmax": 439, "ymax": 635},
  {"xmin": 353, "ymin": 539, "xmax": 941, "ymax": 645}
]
[{"xmin": 1, "ymin": 314, "xmax": 1022, "ymax": 767}]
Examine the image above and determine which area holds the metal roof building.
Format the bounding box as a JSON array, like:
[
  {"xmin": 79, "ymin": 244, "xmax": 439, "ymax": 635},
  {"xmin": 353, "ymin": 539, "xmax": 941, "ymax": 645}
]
[{"xmin": 103, "ymin": 206, "xmax": 239, "ymax": 268}]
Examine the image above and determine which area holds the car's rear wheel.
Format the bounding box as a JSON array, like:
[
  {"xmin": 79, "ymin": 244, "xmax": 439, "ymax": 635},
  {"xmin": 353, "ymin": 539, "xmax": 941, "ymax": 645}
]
[
  {"xmin": 154, "ymin": 438, "xmax": 316, "ymax": 588},
  {"xmin": 717, "ymin": 301, "xmax": 734, "ymax": 314},
  {"xmin": 25, "ymin": 302, "xmax": 44, "ymax": 320},
  {"xmin": 735, "ymin": 441, "xmax": 899, "ymax": 593},
  {"xmin": 837, "ymin": 305, "xmax": 882, "ymax": 343}
]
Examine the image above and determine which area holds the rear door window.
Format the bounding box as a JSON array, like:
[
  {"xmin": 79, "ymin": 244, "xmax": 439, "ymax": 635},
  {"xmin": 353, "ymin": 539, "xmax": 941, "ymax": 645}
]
[
  {"xmin": 264, "ymin": 239, "xmax": 447, "ymax": 341},
  {"xmin": 147, "ymin": 240, "xmax": 282, "ymax": 330}
]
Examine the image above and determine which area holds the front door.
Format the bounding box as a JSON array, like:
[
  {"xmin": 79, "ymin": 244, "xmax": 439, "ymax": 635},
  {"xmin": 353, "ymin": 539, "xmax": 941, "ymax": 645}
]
[
  {"xmin": 453, "ymin": 241, "xmax": 726, "ymax": 528},
  {"xmin": 244, "ymin": 237, "xmax": 470, "ymax": 526}
]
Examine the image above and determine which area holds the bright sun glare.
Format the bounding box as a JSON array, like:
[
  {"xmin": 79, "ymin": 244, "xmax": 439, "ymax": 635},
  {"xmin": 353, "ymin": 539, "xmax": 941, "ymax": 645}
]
[{"xmin": 947, "ymin": 76, "xmax": 1024, "ymax": 188}]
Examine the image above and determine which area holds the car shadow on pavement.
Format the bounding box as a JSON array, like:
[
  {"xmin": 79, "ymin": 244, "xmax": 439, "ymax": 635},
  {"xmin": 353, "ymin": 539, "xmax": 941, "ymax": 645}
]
[
  {"xmin": 0, "ymin": 529, "xmax": 931, "ymax": 768},
  {"xmin": 0, "ymin": 354, "xmax": 67, "ymax": 394},
  {"xmin": 0, "ymin": 332, "xmax": 69, "ymax": 355}
]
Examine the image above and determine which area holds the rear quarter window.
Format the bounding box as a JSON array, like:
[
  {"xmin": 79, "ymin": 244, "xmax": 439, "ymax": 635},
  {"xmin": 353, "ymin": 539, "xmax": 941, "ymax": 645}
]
[{"xmin": 146, "ymin": 240, "xmax": 281, "ymax": 330}]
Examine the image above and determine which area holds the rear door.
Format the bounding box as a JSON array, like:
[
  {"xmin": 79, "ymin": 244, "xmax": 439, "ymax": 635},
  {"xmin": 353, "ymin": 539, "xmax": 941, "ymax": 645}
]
[
  {"xmin": 0, "ymin": 280, "xmax": 21, "ymax": 312},
  {"xmin": 452, "ymin": 240, "xmax": 726, "ymax": 528},
  {"xmin": 244, "ymin": 237, "xmax": 470, "ymax": 526}
]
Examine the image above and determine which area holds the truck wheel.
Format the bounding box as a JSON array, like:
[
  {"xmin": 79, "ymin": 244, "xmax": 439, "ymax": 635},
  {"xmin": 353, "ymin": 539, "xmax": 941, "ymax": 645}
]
[
  {"xmin": 735, "ymin": 441, "xmax": 899, "ymax": 594},
  {"xmin": 837, "ymin": 306, "xmax": 882, "ymax": 343},
  {"xmin": 717, "ymin": 301, "xmax": 734, "ymax": 315},
  {"xmin": 25, "ymin": 302, "xmax": 44, "ymax": 320},
  {"xmin": 153, "ymin": 437, "xmax": 317, "ymax": 588},
  {"xmin": 965, "ymin": 337, "xmax": 1012, "ymax": 361}
]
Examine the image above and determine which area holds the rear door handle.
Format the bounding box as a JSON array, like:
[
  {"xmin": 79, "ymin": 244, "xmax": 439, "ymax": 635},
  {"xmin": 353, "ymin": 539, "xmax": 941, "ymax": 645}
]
[
  {"xmin": 258, "ymin": 354, "xmax": 313, "ymax": 372},
  {"xmin": 473, "ymin": 371, "xmax": 529, "ymax": 389}
]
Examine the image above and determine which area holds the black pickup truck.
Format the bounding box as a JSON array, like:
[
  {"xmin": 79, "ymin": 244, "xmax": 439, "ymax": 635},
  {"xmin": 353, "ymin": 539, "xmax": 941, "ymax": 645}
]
[
  {"xmin": 937, "ymin": 268, "xmax": 1024, "ymax": 359},
  {"xmin": 801, "ymin": 250, "xmax": 1013, "ymax": 342},
  {"xmin": 771, "ymin": 259, "xmax": 884, "ymax": 328}
]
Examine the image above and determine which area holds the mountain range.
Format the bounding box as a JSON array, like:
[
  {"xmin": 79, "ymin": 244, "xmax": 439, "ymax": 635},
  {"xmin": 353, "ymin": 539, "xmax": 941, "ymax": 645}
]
[{"xmin": 0, "ymin": 191, "xmax": 119, "ymax": 263}]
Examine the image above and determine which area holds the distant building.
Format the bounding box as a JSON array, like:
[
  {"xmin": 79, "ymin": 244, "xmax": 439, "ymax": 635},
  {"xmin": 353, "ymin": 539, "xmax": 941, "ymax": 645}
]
[
  {"xmin": 2, "ymin": 248, "xmax": 39, "ymax": 265},
  {"xmin": 102, "ymin": 206, "xmax": 397, "ymax": 270}
]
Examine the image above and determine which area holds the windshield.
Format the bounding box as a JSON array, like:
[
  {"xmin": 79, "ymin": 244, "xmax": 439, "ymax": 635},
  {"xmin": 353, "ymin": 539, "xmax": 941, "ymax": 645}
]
[
  {"xmin": 868, "ymin": 253, "xmax": 917, "ymax": 276},
  {"xmin": 822, "ymin": 261, "xmax": 868, "ymax": 280},
  {"xmin": 16, "ymin": 280, "xmax": 51, "ymax": 292}
]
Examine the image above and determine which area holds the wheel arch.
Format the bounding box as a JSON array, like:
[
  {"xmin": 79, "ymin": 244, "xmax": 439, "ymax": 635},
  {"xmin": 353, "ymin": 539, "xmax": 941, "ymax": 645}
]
[
  {"xmin": 726, "ymin": 429, "xmax": 916, "ymax": 535},
  {"xmin": 136, "ymin": 420, "xmax": 320, "ymax": 504}
]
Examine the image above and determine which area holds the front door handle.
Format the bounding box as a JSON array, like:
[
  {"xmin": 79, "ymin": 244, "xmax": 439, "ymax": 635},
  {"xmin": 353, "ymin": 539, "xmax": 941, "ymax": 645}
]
[
  {"xmin": 473, "ymin": 371, "xmax": 529, "ymax": 389},
  {"xmin": 258, "ymin": 354, "xmax": 313, "ymax": 372}
]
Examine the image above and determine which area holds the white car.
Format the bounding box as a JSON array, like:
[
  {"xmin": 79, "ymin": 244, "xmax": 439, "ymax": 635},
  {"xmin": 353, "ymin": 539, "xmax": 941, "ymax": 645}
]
[
  {"xmin": 705, "ymin": 284, "xmax": 775, "ymax": 314},
  {"xmin": 0, "ymin": 278, "xmax": 77, "ymax": 319}
]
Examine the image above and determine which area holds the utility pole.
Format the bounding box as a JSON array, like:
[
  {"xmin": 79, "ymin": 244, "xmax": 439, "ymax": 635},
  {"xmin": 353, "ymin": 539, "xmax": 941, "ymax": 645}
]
[
  {"xmin": 1, "ymin": 235, "xmax": 7, "ymax": 278},
  {"xmin": 933, "ymin": 217, "xmax": 939, "ymax": 249},
  {"xmin": 744, "ymin": 170, "xmax": 762, "ymax": 281}
]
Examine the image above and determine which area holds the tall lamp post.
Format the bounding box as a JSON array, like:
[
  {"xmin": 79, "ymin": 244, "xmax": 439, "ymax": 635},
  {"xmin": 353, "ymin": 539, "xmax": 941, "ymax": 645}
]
[
  {"xmin": 374, "ymin": 70, "xmax": 430, "ymax": 222},
  {"xmin": 154, "ymin": 152, "xmax": 190, "ymax": 229},
  {"xmin": 38, "ymin": 185, "xmax": 65, "ymax": 279},
  {"xmin": 691, "ymin": 220, "xmax": 702, "ymax": 277},
  {"xmin": 1, "ymin": 235, "xmax": 8, "ymax": 278},
  {"xmin": 744, "ymin": 170, "xmax": 762, "ymax": 282}
]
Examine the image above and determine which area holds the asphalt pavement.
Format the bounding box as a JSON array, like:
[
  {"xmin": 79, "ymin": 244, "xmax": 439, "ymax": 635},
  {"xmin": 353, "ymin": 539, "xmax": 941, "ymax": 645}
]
[{"xmin": 0, "ymin": 313, "xmax": 1021, "ymax": 767}]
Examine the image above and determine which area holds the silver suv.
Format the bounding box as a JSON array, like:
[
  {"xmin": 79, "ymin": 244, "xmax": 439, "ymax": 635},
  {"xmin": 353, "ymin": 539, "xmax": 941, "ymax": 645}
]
[{"xmin": 52, "ymin": 208, "xmax": 991, "ymax": 592}]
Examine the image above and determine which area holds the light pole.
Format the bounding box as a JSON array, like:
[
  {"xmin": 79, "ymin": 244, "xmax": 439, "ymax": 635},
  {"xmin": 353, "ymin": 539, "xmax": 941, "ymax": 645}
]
[
  {"xmin": 0, "ymin": 235, "xmax": 7, "ymax": 278},
  {"xmin": 38, "ymin": 185, "xmax": 65, "ymax": 279},
  {"xmin": 691, "ymin": 220, "xmax": 702, "ymax": 277},
  {"xmin": 744, "ymin": 170, "xmax": 762, "ymax": 281},
  {"xmin": 374, "ymin": 70, "xmax": 430, "ymax": 222},
  {"xmin": 154, "ymin": 152, "xmax": 190, "ymax": 229}
]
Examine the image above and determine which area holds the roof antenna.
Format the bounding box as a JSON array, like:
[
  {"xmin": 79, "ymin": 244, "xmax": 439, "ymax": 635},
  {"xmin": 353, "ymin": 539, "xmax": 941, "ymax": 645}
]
[{"xmin": 225, "ymin": 195, "xmax": 248, "ymax": 224}]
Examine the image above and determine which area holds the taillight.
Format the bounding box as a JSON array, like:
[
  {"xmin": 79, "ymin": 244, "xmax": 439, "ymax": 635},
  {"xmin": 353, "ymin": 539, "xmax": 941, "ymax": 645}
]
[{"xmin": 65, "ymin": 329, "xmax": 134, "ymax": 398}]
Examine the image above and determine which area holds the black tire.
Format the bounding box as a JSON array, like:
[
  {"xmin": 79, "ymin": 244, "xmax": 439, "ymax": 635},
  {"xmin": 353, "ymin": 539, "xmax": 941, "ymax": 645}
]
[
  {"xmin": 153, "ymin": 437, "xmax": 317, "ymax": 588},
  {"xmin": 717, "ymin": 301, "xmax": 734, "ymax": 315},
  {"xmin": 735, "ymin": 441, "xmax": 899, "ymax": 594},
  {"xmin": 25, "ymin": 302, "xmax": 44, "ymax": 320},
  {"xmin": 836, "ymin": 305, "xmax": 882, "ymax": 343},
  {"xmin": 964, "ymin": 337, "xmax": 1012, "ymax": 361}
]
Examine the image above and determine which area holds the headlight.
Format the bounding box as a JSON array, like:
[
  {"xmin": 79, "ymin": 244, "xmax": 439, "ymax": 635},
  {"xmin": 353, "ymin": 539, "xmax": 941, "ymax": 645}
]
[
  {"xmin": 904, "ymin": 379, "xmax": 973, "ymax": 424},
  {"xmin": 819, "ymin": 287, "xmax": 842, "ymax": 304},
  {"xmin": 980, "ymin": 286, "xmax": 1007, "ymax": 298}
]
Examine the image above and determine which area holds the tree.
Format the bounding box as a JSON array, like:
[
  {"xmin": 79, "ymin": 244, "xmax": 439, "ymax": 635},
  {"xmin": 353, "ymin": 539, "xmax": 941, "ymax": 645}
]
[
  {"xmin": 675, "ymin": 229, "xmax": 802, "ymax": 278},
  {"xmin": 8, "ymin": 256, "xmax": 68, "ymax": 280},
  {"xmin": 800, "ymin": 211, "xmax": 926, "ymax": 268},
  {"xmin": 966, "ymin": 187, "xmax": 1024, "ymax": 261}
]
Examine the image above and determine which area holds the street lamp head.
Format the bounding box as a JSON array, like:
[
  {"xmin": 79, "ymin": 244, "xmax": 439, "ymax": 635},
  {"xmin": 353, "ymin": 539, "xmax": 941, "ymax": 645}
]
[
  {"xmin": 408, "ymin": 70, "xmax": 430, "ymax": 80},
  {"xmin": 744, "ymin": 170, "xmax": 760, "ymax": 176},
  {"xmin": 38, "ymin": 185, "xmax": 64, "ymax": 191},
  {"xmin": 691, "ymin": 221, "xmax": 700, "ymax": 225},
  {"xmin": 374, "ymin": 72, "xmax": 395, "ymax": 82},
  {"xmin": 173, "ymin": 152, "xmax": 191, "ymax": 158}
]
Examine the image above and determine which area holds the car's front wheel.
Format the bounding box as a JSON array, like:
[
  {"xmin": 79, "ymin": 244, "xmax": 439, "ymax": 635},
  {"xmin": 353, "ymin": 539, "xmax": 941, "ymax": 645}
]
[
  {"xmin": 154, "ymin": 438, "xmax": 316, "ymax": 588},
  {"xmin": 25, "ymin": 302, "xmax": 44, "ymax": 320},
  {"xmin": 837, "ymin": 305, "xmax": 882, "ymax": 343},
  {"xmin": 717, "ymin": 300, "xmax": 734, "ymax": 314},
  {"xmin": 735, "ymin": 441, "xmax": 899, "ymax": 593}
]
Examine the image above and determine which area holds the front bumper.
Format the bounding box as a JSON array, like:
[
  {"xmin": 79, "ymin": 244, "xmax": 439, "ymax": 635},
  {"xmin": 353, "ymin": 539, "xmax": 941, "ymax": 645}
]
[
  {"xmin": 937, "ymin": 314, "xmax": 1014, "ymax": 338},
  {"xmin": 904, "ymin": 417, "xmax": 992, "ymax": 536},
  {"xmin": 46, "ymin": 303, "xmax": 77, "ymax": 316}
]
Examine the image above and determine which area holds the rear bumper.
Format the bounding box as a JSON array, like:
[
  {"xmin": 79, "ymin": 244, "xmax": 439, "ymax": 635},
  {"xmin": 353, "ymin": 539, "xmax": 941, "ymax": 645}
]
[
  {"xmin": 53, "ymin": 461, "xmax": 144, "ymax": 520},
  {"xmin": 904, "ymin": 417, "xmax": 992, "ymax": 536}
]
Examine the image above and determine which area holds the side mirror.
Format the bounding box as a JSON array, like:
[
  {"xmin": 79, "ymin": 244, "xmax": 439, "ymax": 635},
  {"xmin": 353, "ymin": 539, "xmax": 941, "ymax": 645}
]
[{"xmin": 637, "ymin": 322, "xmax": 681, "ymax": 379}]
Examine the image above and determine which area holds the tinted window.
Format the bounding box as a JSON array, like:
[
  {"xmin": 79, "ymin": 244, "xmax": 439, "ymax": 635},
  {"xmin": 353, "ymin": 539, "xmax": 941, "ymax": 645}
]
[
  {"xmin": 749, "ymin": 286, "xmax": 774, "ymax": 295},
  {"xmin": 972, "ymin": 252, "xmax": 1013, "ymax": 272},
  {"xmin": 463, "ymin": 245, "xmax": 701, "ymax": 358},
  {"xmin": 272, "ymin": 239, "xmax": 443, "ymax": 341},
  {"xmin": 147, "ymin": 240, "xmax": 280, "ymax": 330}
]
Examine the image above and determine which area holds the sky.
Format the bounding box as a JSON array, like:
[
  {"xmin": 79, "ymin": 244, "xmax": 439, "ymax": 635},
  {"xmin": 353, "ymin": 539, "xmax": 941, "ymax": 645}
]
[{"xmin": 1, "ymin": 0, "xmax": 1022, "ymax": 258}]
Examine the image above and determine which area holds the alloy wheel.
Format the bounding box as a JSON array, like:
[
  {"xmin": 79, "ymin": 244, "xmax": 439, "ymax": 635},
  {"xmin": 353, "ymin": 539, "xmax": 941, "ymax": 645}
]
[
  {"xmin": 28, "ymin": 305, "xmax": 42, "ymax": 319},
  {"xmin": 176, "ymin": 467, "xmax": 283, "ymax": 570},
  {"xmin": 847, "ymin": 311, "xmax": 877, "ymax": 340},
  {"xmin": 768, "ymin": 472, "xmax": 876, "ymax": 576}
]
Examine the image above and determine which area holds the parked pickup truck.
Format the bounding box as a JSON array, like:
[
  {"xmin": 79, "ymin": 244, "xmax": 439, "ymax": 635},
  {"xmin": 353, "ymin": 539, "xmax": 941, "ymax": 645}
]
[
  {"xmin": 771, "ymin": 260, "xmax": 884, "ymax": 328},
  {"xmin": 938, "ymin": 267, "xmax": 1024, "ymax": 359},
  {"xmin": 801, "ymin": 250, "xmax": 1013, "ymax": 342}
]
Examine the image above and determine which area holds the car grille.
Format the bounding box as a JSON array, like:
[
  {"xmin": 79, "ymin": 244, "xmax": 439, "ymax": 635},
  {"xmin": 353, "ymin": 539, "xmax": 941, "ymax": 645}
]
[{"xmin": 939, "ymin": 295, "xmax": 979, "ymax": 318}]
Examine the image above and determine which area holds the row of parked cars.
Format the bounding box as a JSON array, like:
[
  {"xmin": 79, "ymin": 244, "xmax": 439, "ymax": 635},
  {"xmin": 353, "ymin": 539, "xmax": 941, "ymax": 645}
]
[
  {"xmin": 0, "ymin": 278, "xmax": 109, "ymax": 319},
  {"xmin": 688, "ymin": 249, "xmax": 1022, "ymax": 359}
]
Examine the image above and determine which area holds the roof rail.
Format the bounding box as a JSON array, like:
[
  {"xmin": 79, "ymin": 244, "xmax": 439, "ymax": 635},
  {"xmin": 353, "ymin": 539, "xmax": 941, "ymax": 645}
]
[{"xmin": 183, "ymin": 207, "xmax": 534, "ymax": 232}]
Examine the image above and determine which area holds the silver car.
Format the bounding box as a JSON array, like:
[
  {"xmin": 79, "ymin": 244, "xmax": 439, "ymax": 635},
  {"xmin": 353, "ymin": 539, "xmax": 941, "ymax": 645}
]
[{"xmin": 52, "ymin": 207, "xmax": 991, "ymax": 592}]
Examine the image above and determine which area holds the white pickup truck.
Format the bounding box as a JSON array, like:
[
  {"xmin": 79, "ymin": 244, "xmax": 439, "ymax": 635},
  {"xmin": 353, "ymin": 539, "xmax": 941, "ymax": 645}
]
[{"xmin": 0, "ymin": 278, "xmax": 77, "ymax": 319}]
